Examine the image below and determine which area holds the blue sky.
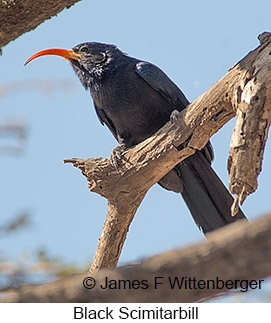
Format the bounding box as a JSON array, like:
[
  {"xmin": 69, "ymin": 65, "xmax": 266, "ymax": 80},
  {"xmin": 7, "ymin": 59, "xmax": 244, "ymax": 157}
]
[{"xmin": 1, "ymin": 0, "xmax": 271, "ymax": 272}]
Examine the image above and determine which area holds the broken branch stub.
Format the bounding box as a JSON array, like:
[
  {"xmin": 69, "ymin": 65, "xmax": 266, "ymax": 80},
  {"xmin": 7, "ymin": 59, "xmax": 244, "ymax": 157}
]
[{"xmin": 228, "ymin": 32, "xmax": 271, "ymax": 206}]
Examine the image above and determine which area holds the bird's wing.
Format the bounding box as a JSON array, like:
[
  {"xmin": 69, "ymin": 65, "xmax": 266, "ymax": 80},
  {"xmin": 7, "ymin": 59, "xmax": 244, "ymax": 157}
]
[
  {"xmin": 136, "ymin": 61, "xmax": 213, "ymax": 164},
  {"xmin": 94, "ymin": 103, "xmax": 118, "ymax": 141},
  {"xmin": 135, "ymin": 61, "xmax": 190, "ymax": 111}
]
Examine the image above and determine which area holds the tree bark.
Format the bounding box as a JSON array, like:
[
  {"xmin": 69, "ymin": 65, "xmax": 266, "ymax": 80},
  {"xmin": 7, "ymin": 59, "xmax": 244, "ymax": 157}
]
[
  {"xmin": 228, "ymin": 32, "xmax": 271, "ymax": 209},
  {"xmin": 89, "ymin": 198, "xmax": 145, "ymax": 272},
  {"xmin": 1, "ymin": 214, "xmax": 271, "ymax": 302},
  {"xmin": 64, "ymin": 32, "xmax": 271, "ymax": 273},
  {"xmin": 0, "ymin": 0, "xmax": 82, "ymax": 49}
]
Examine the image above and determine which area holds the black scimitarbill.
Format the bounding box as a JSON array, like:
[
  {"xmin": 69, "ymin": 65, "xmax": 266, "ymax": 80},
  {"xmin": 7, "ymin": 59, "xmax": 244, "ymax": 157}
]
[{"xmin": 25, "ymin": 42, "xmax": 247, "ymax": 234}]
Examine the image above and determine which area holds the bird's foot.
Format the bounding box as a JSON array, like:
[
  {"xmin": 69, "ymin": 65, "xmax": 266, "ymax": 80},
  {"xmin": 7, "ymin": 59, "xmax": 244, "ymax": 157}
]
[
  {"xmin": 170, "ymin": 109, "xmax": 181, "ymax": 124},
  {"xmin": 110, "ymin": 143, "xmax": 126, "ymax": 172}
]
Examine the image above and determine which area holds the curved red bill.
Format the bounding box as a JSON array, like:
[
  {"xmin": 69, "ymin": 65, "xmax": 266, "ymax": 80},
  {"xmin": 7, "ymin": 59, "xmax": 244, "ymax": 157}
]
[{"xmin": 24, "ymin": 48, "xmax": 81, "ymax": 66}]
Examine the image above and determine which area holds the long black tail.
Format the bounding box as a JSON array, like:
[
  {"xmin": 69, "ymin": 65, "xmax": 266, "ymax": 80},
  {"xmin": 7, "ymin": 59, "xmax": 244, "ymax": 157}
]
[{"xmin": 159, "ymin": 151, "xmax": 247, "ymax": 234}]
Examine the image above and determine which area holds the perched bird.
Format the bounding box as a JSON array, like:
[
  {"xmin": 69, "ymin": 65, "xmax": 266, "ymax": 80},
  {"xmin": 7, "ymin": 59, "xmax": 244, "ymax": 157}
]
[{"xmin": 25, "ymin": 42, "xmax": 247, "ymax": 234}]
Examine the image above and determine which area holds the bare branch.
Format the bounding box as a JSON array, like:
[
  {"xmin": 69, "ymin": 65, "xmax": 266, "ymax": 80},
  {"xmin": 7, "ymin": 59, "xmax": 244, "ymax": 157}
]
[
  {"xmin": 0, "ymin": 0, "xmax": 82, "ymax": 48},
  {"xmin": 0, "ymin": 120, "xmax": 27, "ymax": 155},
  {"xmin": 0, "ymin": 79, "xmax": 74, "ymax": 98},
  {"xmin": 1, "ymin": 214, "xmax": 271, "ymax": 303},
  {"xmin": 228, "ymin": 32, "xmax": 271, "ymax": 208}
]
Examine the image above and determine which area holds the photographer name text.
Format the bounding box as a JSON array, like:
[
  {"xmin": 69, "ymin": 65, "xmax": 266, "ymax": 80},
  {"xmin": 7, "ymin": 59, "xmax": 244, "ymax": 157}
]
[{"xmin": 83, "ymin": 276, "xmax": 264, "ymax": 293}]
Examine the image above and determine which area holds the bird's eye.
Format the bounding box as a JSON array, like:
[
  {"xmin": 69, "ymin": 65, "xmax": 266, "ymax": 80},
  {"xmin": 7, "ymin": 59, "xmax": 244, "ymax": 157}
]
[{"xmin": 79, "ymin": 46, "xmax": 89, "ymax": 53}]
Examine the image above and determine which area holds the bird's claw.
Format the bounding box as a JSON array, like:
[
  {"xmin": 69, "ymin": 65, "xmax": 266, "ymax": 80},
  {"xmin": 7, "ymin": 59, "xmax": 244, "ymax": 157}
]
[
  {"xmin": 170, "ymin": 109, "xmax": 180, "ymax": 124},
  {"xmin": 110, "ymin": 143, "xmax": 126, "ymax": 172}
]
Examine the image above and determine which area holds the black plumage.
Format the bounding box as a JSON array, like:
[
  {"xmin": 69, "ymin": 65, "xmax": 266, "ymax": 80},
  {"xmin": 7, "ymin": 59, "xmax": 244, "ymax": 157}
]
[{"xmin": 26, "ymin": 42, "xmax": 247, "ymax": 234}]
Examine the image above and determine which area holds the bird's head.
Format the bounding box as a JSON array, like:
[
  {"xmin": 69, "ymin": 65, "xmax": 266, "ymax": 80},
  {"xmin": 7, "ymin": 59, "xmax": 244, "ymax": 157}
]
[{"xmin": 25, "ymin": 42, "xmax": 123, "ymax": 89}]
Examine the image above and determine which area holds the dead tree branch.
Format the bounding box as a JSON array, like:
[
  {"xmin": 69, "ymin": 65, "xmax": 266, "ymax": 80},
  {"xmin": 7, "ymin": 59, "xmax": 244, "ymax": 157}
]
[
  {"xmin": 1, "ymin": 214, "xmax": 271, "ymax": 303},
  {"xmin": 228, "ymin": 32, "xmax": 271, "ymax": 209},
  {"xmin": 64, "ymin": 32, "xmax": 271, "ymax": 273},
  {"xmin": 0, "ymin": 0, "xmax": 82, "ymax": 49}
]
